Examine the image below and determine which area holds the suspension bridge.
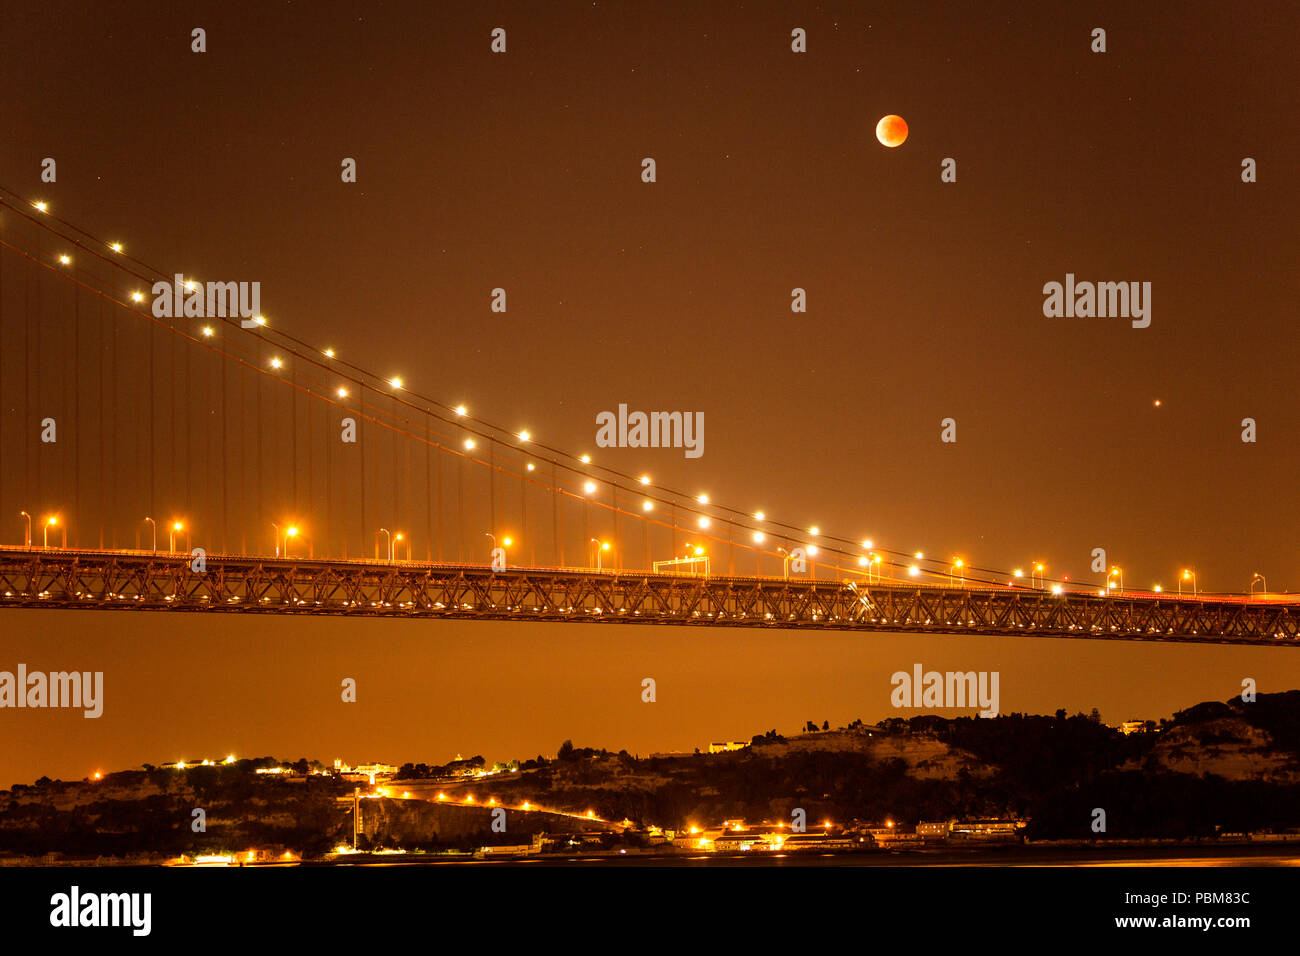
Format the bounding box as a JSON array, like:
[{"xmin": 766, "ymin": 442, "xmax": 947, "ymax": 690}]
[{"xmin": 0, "ymin": 190, "xmax": 1294, "ymax": 646}]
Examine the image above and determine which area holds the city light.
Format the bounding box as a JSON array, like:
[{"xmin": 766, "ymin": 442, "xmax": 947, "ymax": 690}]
[
  {"xmin": 643, "ymin": 500, "xmax": 654, "ymax": 511},
  {"xmin": 698, "ymin": 494, "xmax": 709, "ymax": 504},
  {"xmin": 109, "ymin": 242, "xmax": 123, "ymax": 253},
  {"xmin": 201, "ymin": 326, "xmax": 214, "ymax": 337},
  {"xmin": 389, "ymin": 377, "xmax": 402, "ymax": 389},
  {"xmin": 57, "ymin": 254, "xmax": 70, "ymax": 265},
  {"xmin": 698, "ymin": 517, "xmax": 710, "ymax": 529},
  {"xmin": 517, "ymin": 430, "xmax": 531, "ymax": 442},
  {"xmin": 580, "ymin": 454, "xmax": 591, "ymax": 464},
  {"xmin": 464, "ymin": 438, "xmax": 476, "ymax": 450},
  {"xmin": 454, "ymin": 404, "xmax": 467, "ymax": 416},
  {"xmin": 270, "ymin": 357, "xmax": 282, "ymax": 369},
  {"xmin": 130, "ymin": 291, "xmax": 145, "ymax": 302},
  {"xmin": 33, "ymin": 200, "xmax": 48, "ymax": 212},
  {"xmin": 909, "ymin": 565, "xmax": 920, "ymax": 576},
  {"xmin": 640, "ymin": 475, "xmax": 651, "ymax": 485},
  {"xmin": 753, "ymin": 531, "xmax": 765, "ymax": 543},
  {"xmin": 336, "ymin": 386, "xmax": 348, "ymax": 398},
  {"xmin": 754, "ymin": 511, "xmax": 765, "ymax": 521},
  {"xmin": 323, "ymin": 348, "xmax": 335, "ymax": 358},
  {"xmin": 584, "ymin": 481, "xmax": 597, "ymax": 494}
]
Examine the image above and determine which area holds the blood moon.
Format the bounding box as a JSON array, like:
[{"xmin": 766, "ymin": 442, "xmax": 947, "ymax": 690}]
[{"xmin": 875, "ymin": 114, "xmax": 908, "ymax": 147}]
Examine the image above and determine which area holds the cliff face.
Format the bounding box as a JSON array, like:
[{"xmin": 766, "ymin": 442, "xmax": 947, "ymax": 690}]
[{"xmin": 1122, "ymin": 718, "xmax": 1300, "ymax": 783}]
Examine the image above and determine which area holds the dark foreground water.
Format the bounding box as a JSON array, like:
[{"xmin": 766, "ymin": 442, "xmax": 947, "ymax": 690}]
[{"xmin": 318, "ymin": 844, "xmax": 1300, "ymax": 867}]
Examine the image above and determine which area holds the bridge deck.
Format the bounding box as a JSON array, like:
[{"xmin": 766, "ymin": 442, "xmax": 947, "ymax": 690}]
[{"xmin": 0, "ymin": 547, "xmax": 1296, "ymax": 646}]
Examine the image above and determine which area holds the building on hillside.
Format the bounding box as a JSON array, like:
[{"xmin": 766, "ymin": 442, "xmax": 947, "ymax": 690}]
[
  {"xmin": 712, "ymin": 829, "xmax": 764, "ymax": 851},
  {"xmin": 917, "ymin": 820, "xmax": 954, "ymax": 840},
  {"xmin": 708, "ymin": 741, "xmax": 750, "ymax": 753},
  {"xmin": 949, "ymin": 819, "xmax": 1026, "ymax": 842}
]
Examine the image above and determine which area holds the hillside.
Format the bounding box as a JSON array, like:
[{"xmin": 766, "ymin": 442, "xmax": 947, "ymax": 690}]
[{"xmin": 4, "ymin": 692, "xmax": 1300, "ymax": 859}]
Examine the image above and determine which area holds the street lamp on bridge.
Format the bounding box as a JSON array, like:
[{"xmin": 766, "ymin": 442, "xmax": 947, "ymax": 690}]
[
  {"xmin": 19, "ymin": 512, "xmax": 30, "ymax": 549},
  {"xmin": 1108, "ymin": 566, "xmax": 1124, "ymax": 594},
  {"xmin": 169, "ymin": 521, "xmax": 184, "ymax": 555},
  {"xmin": 486, "ymin": 533, "xmax": 514, "ymax": 567},
  {"xmin": 1179, "ymin": 568, "xmax": 1197, "ymax": 597},
  {"xmin": 43, "ymin": 516, "xmax": 60, "ymax": 550},
  {"xmin": 590, "ymin": 538, "xmax": 610, "ymax": 571},
  {"xmin": 143, "ymin": 517, "xmax": 156, "ymax": 554},
  {"xmin": 777, "ymin": 546, "xmax": 792, "ymax": 580},
  {"xmin": 949, "ymin": 557, "xmax": 965, "ymax": 587},
  {"xmin": 1251, "ymin": 573, "xmax": 1267, "ymax": 596},
  {"xmin": 272, "ymin": 523, "xmax": 299, "ymax": 558},
  {"xmin": 377, "ymin": 528, "xmax": 391, "ymax": 562}
]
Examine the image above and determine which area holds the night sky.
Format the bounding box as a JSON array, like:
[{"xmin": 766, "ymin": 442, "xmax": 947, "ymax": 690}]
[{"xmin": 1, "ymin": 1, "xmax": 1297, "ymax": 784}]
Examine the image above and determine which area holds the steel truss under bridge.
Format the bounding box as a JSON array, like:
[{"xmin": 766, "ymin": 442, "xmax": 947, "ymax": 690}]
[{"xmin": 0, "ymin": 549, "xmax": 1297, "ymax": 647}]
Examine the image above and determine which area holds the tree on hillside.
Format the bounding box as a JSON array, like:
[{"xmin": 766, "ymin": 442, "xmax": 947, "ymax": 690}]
[{"xmin": 557, "ymin": 739, "xmax": 575, "ymax": 762}]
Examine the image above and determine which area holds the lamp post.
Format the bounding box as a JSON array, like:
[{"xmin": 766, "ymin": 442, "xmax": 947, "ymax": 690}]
[
  {"xmin": 1178, "ymin": 568, "xmax": 1197, "ymax": 597},
  {"xmin": 19, "ymin": 511, "xmax": 30, "ymax": 549},
  {"xmin": 284, "ymin": 526, "xmax": 298, "ymax": 558},
  {"xmin": 1031, "ymin": 562, "xmax": 1045, "ymax": 589},
  {"xmin": 1108, "ymin": 566, "xmax": 1123, "ymax": 594},
  {"xmin": 169, "ymin": 521, "xmax": 183, "ymax": 554},
  {"xmin": 43, "ymin": 516, "xmax": 58, "ymax": 550},
  {"xmin": 590, "ymin": 538, "xmax": 609, "ymax": 572},
  {"xmin": 777, "ymin": 547, "xmax": 791, "ymax": 580},
  {"xmin": 949, "ymin": 558, "xmax": 965, "ymax": 587},
  {"xmin": 378, "ymin": 528, "xmax": 391, "ymax": 562},
  {"xmin": 1251, "ymin": 573, "xmax": 1267, "ymax": 596},
  {"xmin": 144, "ymin": 516, "xmax": 156, "ymax": 554},
  {"xmin": 272, "ymin": 522, "xmax": 281, "ymax": 557}
]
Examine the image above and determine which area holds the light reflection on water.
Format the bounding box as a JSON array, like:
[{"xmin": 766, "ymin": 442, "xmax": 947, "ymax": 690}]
[{"xmin": 345, "ymin": 850, "xmax": 1300, "ymax": 868}]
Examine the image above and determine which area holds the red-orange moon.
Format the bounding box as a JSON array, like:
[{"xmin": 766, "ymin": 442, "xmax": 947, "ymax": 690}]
[{"xmin": 875, "ymin": 114, "xmax": 908, "ymax": 147}]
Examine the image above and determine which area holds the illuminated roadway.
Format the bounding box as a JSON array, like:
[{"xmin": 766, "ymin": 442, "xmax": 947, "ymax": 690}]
[{"xmin": 0, "ymin": 546, "xmax": 1296, "ymax": 646}]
